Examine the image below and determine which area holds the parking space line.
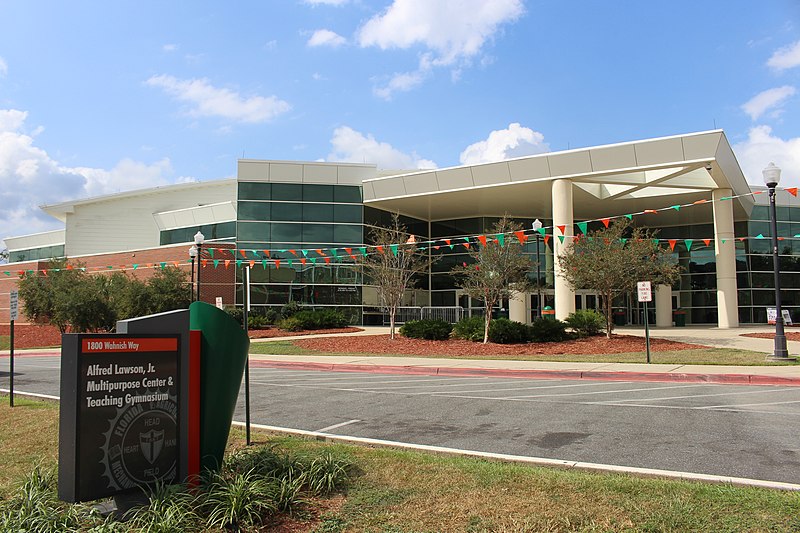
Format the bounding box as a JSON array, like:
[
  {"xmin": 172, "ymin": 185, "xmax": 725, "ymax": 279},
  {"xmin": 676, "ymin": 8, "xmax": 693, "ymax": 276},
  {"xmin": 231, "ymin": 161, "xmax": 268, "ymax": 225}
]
[
  {"xmin": 429, "ymin": 381, "xmax": 635, "ymax": 396},
  {"xmin": 503, "ymin": 384, "xmax": 703, "ymax": 400},
  {"xmin": 351, "ymin": 380, "xmax": 528, "ymax": 391},
  {"xmin": 254, "ymin": 374, "xmax": 488, "ymax": 384},
  {"xmin": 316, "ymin": 419, "xmax": 361, "ymax": 433},
  {"xmin": 249, "ymin": 377, "xmax": 489, "ymax": 388},
  {"xmin": 700, "ymin": 399, "xmax": 800, "ymax": 409},
  {"xmin": 594, "ymin": 387, "xmax": 794, "ymax": 404}
]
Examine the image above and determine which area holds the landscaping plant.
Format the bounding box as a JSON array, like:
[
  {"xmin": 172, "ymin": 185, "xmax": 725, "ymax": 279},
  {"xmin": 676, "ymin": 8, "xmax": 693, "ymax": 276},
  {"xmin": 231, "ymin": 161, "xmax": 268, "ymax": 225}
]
[
  {"xmin": 565, "ymin": 309, "xmax": 606, "ymax": 337},
  {"xmin": 399, "ymin": 319, "xmax": 453, "ymax": 340},
  {"xmin": 452, "ymin": 315, "xmax": 486, "ymax": 342},
  {"xmin": 487, "ymin": 318, "xmax": 529, "ymax": 344}
]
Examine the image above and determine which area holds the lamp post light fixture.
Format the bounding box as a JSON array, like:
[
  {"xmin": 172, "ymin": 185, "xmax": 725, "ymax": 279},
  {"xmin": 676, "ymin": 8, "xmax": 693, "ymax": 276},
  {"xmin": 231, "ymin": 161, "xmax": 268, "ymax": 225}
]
[
  {"xmin": 193, "ymin": 231, "xmax": 205, "ymax": 302},
  {"xmin": 532, "ymin": 219, "xmax": 543, "ymax": 319},
  {"xmin": 762, "ymin": 163, "xmax": 793, "ymax": 361},
  {"xmin": 188, "ymin": 245, "xmax": 198, "ymax": 302}
]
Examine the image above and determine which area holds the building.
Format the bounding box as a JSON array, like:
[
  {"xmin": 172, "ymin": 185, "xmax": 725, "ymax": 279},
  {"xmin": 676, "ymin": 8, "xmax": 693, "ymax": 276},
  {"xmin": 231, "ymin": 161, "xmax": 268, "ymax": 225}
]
[{"xmin": 2, "ymin": 129, "xmax": 798, "ymax": 327}]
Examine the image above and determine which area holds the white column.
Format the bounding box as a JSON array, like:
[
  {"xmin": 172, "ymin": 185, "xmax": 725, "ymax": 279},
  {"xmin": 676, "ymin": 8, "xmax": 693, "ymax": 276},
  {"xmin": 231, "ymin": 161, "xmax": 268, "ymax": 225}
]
[
  {"xmin": 713, "ymin": 188, "xmax": 739, "ymax": 328},
  {"xmin": 509, "ymin": 291, "xmax": 528, "ymax": 324},
  {"xmin": 552, "ymin": 179, "xmax": 576, "ymax": 320},
  {"xmin": 656, "ymin": 284, "xmax": 672, "ymax": 327}
]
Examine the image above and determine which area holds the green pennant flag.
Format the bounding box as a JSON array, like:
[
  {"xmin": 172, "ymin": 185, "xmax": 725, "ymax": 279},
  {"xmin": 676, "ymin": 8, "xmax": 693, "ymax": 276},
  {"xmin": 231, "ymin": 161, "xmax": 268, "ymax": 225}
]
[
  {"xmin": 576, "ymin": 222, "xmax": 588, "ymax": 234},
  {"xmin": 132, "ymin": 264, "xmax": 139, "ymax": 270},
  {"xmin": 756, "ymin": 234, "xmax": 765, "ymax": 239},
  {"xmin": 620, "ymin": 238, "xmax": 627, "ymax": 245},
  {"xmin": 251, "ymin": 249, "xmax": 258, "ymax": 257},
  {"xmin": 390, "ymin": 244, "xmax": 399, "ymax": 256},
  {"xmin": 301, "ymin": 249, "xmax": 308, "ymax": 257},
  {"xmin": 208, "ymin": 248, "xmax": 215, "ymax": 258},
  {"xmin": 720, "ymin": 196, "xmax": 731, "ymax": 201},
  {"xmin": 159, "ymin": 262, "xmax": 166, "ymax": 269},
  {"xmin": 795, "ymin": 234, "xmax": 800, "ymax": 238},
  {"xmin": 496, "ymin": 234, "xmax": 505, "ymax": 247},
  {"xmin": 236, "ymin": 260, "xmax": 242, "ymax": 268},
  {"xmin": 359, "ymin": 247, "xmax": 367, "ymax": 256},
  {"xmin": 418, "ymin": 246, "xmax": 428, "ymax": 251},
  {"xmin": 262, "ymin": 260, "xmax": 268, "ymax": 269},
  {"xmin": 684, "ymin": 239, "xmax": 693, "ymax": 251},
  {"xmin": 213, "ymin": 259, "xmax": 220, "ymax": 268},
  {"xmin": 462, "ymin": 237, "xmax": 470, "ymax": 244},
  {"xmin": 671, "ymin": 205, "xmax": 681, "ymax": 211},
  {"xmin": 288, "ymin": 259, "xmax": 294, "ymax": 267},
  {"xmin": 310, "ymin": 257, "xmax": 317, "ymax": 264},
  {"xmin": 3, "ymin": 271, "xmax": 9, "ymax": 276},
  {"xmin": 624, "ymin": 214, "xmax": 633, "ymax": 220},
  {"xmin": 722, "ymin": 239, "xmax": 727, "ymax": 244},
  {"xmin": 558, "ymin": 235, "xmax": 565, "ymax": 244},
  {"xmin": 536, "ymin": 227, "xmax": 546, "ymax": 237},
  {"xmin": 652, "ymin": 239, "xmax": 660, "ymax": 245},
  {"xmin": 107, "ymin": 266, "xmax": 113, "ymax": 270},
  {"xmin": 331, "ymin": 249, "xmax": 339, "ymax": 258}
]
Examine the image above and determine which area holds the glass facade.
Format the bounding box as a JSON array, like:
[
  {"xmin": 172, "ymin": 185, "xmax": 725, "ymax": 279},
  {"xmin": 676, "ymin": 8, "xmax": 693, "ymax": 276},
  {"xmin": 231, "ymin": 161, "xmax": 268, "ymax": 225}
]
[
  {"xmin": 160, "ymin": 222, "xmax": 236, "ymax": 245},
  {"xmin": 8, "ymin": 244, "xmax": 65, "ymax": 263}
]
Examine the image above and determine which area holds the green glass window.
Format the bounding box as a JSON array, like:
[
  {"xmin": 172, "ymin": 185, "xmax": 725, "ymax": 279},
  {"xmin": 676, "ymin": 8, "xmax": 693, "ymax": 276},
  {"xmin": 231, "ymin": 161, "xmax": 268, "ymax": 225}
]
[
  {"xmin": 8, "ymin": 244, "xmax": 65, "ymax": 263},
  {"xmin": 237, "ymin": 222, "xmax": 271, "ymax": 242},
  {"xmin": 271, "ymin": 223, "xmax": 302, "ymax": 242},
  {"xmin": 271, "ymin": 202, "xmax": 303, "ymax": 222},
  {"xmin": 303, "ymin": 203, "xmax": 334, "ymax": 222},
  {"xmin": 238, "ymin": 201, "xmax": 270, "ymax": 221},
  {"xmin": 303, "ymin": 223, "xmax": 334, "ymax": 242},
  {"xmin": 303, "ymin": 184, "xmax": 334, "ymax": 202},
  {"xmin": 333, "ymin": 224, "xmax": 362, "ymax": 243},
  {"xmin": 333, "ymin": 204, "xmax": 362, "ymax": 223},
  {"xmin": 334, "ymin": 185, "xmax": 362, "ymax": 203},
  {"xmin": 160, "ymin": 222, "xmax": 236, "ymax": 245},
  {"xmin": 271, "ymin": 183, "xmax": 303, "ymax": 201},
  {"xmin": 238, "ymin": 182, "xmax": 271, "ymax": 200}
]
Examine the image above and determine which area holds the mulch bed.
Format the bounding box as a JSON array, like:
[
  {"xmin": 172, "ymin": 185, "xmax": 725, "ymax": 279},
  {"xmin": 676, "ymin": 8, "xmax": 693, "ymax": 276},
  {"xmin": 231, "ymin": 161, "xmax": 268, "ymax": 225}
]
[
  {"xmin": 293, "ymin": 334, "xmax": 707, "ymax": 356},
  {"xmin": 248, "ymin": 327, "xmax": 363, "ymax": 339},
  {"xmin": 0, "ymin": 324, "xmax": 63, "ymax": 349},
  {"xmin": 742, "ymin": 332, "xmax": 800, "ymax": 341}
]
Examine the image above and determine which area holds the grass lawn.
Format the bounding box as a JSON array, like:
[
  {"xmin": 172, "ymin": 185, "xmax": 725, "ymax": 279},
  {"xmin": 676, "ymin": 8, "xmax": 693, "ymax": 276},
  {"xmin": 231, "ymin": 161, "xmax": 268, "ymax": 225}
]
[
  {"xmin": 3, "ymin": 394, "xmax": 798, "ymax": 531},
  {"xmin": 0, "ymin": 336, "xmax": 8, "ymax": 351},
  {"xmin": 248, "ymin": 340, "xmax": 788, "ymax": 366}
]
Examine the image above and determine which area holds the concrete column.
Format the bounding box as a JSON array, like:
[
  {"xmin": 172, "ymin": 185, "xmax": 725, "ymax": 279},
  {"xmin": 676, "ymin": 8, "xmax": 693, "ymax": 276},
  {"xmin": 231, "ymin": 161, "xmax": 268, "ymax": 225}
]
[
  {"xmin": 509, "ymin": 291, "xmax": 528, "ymax": 324},
  {"xmin": 713, "ymin": 188, "xmax": 739, "ymax": 328},
  {"xmin": 655, "ymin": 284, "xmax": 672, "ymax": 327},
  {"xmin": 552, "ymin": 179, "xmax": 576, "ymax": 320}
]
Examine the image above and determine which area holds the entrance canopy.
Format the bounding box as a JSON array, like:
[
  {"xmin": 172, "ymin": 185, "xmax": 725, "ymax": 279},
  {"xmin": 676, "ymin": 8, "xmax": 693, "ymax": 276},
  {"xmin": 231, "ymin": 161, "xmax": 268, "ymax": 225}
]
[{"xmin": 363, "ymin": 130, "xmax": 752, "ymax": 225}]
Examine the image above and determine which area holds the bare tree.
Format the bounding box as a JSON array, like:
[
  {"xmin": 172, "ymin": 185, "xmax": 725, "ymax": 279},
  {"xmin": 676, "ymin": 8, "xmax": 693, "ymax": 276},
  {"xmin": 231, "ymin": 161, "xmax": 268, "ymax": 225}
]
[
  {"xmin": 362, "ymin": 213, "xmax": 431, "ymax": 339},
  {"xmin": 558, "ymin": 220, "xmax": 681, "ymax": 338},
  {"xmin": 451, "ymin": 217, "xmax": 533, "ymax": 343}
]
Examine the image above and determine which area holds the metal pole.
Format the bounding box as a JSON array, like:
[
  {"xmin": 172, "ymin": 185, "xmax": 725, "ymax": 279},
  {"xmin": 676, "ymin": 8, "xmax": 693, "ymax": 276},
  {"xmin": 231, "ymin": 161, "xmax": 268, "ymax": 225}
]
[
  {"xmin": 244, "ymin": 266, "xmax": 251, "ymax": 445},
  {"xmin": 9, "ymin": 319, "xmax": 14, "ymax": 407},
  {"xmin": 536, "ymin": 234, "xmax": 542, "ymax": 319},
  {"xmin": 768, "ymin": 185, "xmax": 790, "ymax": 359},
  {"xmin": 644, "ymin": 301, "xmax": 651, "ymax": 364},
  {"xmin": 190, "ymin": 257, "xmax": 195, "ymax": 303},
  {"xmin": 196, "ymin": 245, "xmax": 202, "ymax": 303}
]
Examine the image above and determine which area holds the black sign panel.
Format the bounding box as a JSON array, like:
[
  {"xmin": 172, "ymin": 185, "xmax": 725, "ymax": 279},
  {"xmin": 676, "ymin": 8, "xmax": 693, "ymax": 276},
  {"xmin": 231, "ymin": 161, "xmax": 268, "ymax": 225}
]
[{"xmin": 59, "ymin": 334, "xmax": 181, "ymax": 502}]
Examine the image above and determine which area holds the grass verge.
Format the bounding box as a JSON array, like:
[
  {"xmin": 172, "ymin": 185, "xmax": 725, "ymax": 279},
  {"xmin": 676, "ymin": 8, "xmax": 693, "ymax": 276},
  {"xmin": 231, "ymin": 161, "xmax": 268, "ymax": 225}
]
[
  {"xmin": 2, "ymin": 395, "xmax": 799, "ymax": 531},
  {"xmin": 0, "ymin": 335, "xmax": 9, "ymax": 351},
  {"xmin": 249, "ymin": 340, "xmax": 784, "ymax": 366}
]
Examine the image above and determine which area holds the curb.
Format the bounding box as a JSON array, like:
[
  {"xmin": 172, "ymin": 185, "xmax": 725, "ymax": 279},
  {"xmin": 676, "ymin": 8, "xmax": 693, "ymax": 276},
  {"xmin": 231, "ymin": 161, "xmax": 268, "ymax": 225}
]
[
  {"xmin": 249, "ymin": 360, "xmax": 800, "ymax": 387},
  {"xmin": 0, "ymin": 350, "xmax": 61, "ymax": 358}
]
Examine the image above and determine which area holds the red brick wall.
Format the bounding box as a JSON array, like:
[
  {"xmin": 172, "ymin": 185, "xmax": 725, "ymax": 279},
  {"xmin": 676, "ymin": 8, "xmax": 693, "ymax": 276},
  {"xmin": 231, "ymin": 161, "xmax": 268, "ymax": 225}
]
[{"xmin": 0, "ymin": 243, "xmax": 236, "ymax": 324}]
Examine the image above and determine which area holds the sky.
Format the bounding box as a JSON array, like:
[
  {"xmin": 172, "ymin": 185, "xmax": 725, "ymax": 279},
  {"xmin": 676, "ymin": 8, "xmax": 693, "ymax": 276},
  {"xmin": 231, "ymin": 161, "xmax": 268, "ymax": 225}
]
[{"xmin": 1, "ymin": 0, "xmax": 800, "ymax": 247}]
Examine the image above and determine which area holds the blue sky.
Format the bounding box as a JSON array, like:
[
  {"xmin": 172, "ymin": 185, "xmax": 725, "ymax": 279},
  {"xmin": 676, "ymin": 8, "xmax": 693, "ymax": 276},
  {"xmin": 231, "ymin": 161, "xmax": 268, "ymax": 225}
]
[{"xmin": 1, "ymin": 0, "xmax": 800, "ymax": 245}]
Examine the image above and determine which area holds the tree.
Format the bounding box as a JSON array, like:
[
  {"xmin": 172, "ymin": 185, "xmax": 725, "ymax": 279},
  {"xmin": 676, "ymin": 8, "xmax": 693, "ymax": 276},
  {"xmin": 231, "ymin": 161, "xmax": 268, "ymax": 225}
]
[
  {"xmin": 0, "ymin": 248, "xmax": 8, "ymax": 263},
  {"xmin": 558, "ymin": 220, "xmax": 681, "ymax": 338},
  {"xmin": 146, "ymin": 266, "xmax": 191, "ymax": 314},
  {"xmin": 451, "ymin": 217, "xmax": 534, "ymax": 344},
  {"xmin": 18, "ymin": 258, "xmax": 83, "ymax": 333},
  {"xmin": 362, "ymin": 213, "xmax": 431, "ymax": 339}
]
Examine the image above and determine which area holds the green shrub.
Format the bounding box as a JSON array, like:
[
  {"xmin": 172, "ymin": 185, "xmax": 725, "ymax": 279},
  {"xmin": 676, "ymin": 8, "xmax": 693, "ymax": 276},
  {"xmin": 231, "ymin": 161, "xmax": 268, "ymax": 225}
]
[
  {"xmin": 248, "ymin": 314, "xmax": 269, "ymax": 329},
  {"xmin": 224, "ymin": 306, "xmax": 244, "ymax": 325},
  {"xmin": 279, "ymin": 309, "xmax": 348, "ymax": 331},
  {"xmin": 529, "ymin": 317, "xmax": 570, "ymax": 342},
  {"xmin": 487, "ymin": 318, "xmax": 529, "ymax": 344},
  {"xmin": 280, "ymin": 301, "xmax": 302, "ymax": 319},
  {"xmin": 202, "ymin": 470, "xmax": 278, "ymax": 529},
  {"xmin": 399, "ymin": 319, "xmax": 453, "ymax": 340},
  {"xmin": 452, "ymin": 316, "xmax": 485, "ymax": 342},
  {"xmin": 278, "ymin": 316, "xmax": 304, "ymax": 332},
  {"xmin": 565, "ymin": 309, "xmax": 606, "ymax": 337}
]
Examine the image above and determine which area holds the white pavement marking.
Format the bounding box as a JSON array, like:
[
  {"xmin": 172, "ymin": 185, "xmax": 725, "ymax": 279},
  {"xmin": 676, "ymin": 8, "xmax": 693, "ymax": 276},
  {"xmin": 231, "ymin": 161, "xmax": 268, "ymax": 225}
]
[
  {"xmin": 231, "ymin": 421, "xmax": 800, "ymax": 492},
  {"xmin": 0, "ymin": 388, "xmax": 60, "ymax": 400},
  {"xmin": 700, "ymin": 399, "xmax": 800, "ymax": 410},
  {"xmin": 594, "ymin": 387, "xmax": 794, "ymax": 404},
  {"xmin": 501, "ymin": 384, "xmax": 701, "ymax": 399},
  {"xmin": 255, "ymin": 376, "xmax": 487, "ymax": 385},
  {"xmin": 429, "ymin": 381, "xmax": 636, "ymax": 396},
  {"xmin": 316, "ymin": 419, "xmax": 361, "ymax": 433}
]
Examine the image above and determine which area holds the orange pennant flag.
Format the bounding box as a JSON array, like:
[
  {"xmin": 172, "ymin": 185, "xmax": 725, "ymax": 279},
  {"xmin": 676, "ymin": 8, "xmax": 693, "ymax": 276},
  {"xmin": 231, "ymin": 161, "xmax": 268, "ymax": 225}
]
[
  {"xmin": 275, "ymin": 260, "xmax": 281, "ymax": 269},
  {"xmin": 172, "ymin": 261, "xmax": 179, "ymax": 267},
  {"xmin": 315, "ymin": 249, "xmax": 325, "ymax": 256},
  {"xmin": 324, "ymin": 257, "xmax": 331, "ymax": 264},
  {"xmin": 514, "ymin": 230, "xmax": 528, "ymax": 244},
  {"xmin": 224, "ymin": 260, "xmax": 231, "ymax": 269},
  {"xmin": 601, "ymin": 218, "xmax": 610, "ymax": 228},
  {"xmin": 668, "ymin": 239, "xmax": 677, "ymax": 251},
  {"xmin": 644, "ymin": 209, "xmax": 658, "ymax": 214},
  {"xmin": 463, "ymin": 242, "xmax": 470, "ymax": 249},
  {"xmin": 787, "ymin": 187, "xmax": 798, "ymax": 197},
  {"xmin": 543, "ymin": 235, "xmax": 551, "ymax": 245},
  {"xmin": 249, "ymin": 260, "xmax": 255, "ymax": 268},
  {"xmin": 289, "ymin": 249, "xmax": 298, "ymax": 256},
  {"xmin": 377, "ymin": 245, "xmax": 384, "ymax": 254},
  {"xmin": 477, "ymin": 235, "xmax": 488, "ymax": 246},
  {"xmin": 42, "ymin": 270, "xmax": 48, "ymax": 276},
  {"xmin": 703, "ymin": 239, "xmax": 711, "ymax": 247},
  {"xmin": 556, "ymin": 225, "xmax": 566, "ymax": 235},
  {"xmin": 263, "ymin": 250, "xmax": 270, "ymax": 257},
  {"xmin": 201, "ymin": 259, "xmax": 208, "ymax": 267},
  {"xmin": 300, "ymin": 258, "xmax": 307, "ymax": 265},
  {"xmin": 344, "ymin": 247, "xmax": 352, "ymax": 255},
  {"xmin": 693, "ymin": 199, "xmax": 708, "ymax": 205},
  {"xmin": 239, "ymin": 250, "xmax": 247, "ymax": 258}
]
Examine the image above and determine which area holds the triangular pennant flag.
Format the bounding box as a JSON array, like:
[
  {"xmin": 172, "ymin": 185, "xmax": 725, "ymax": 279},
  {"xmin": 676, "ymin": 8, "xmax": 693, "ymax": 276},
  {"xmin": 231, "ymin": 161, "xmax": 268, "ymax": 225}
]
[
  {"xmin": 756, "ymin": 234, "xmax": 765, "ymax": 239},
  {"xmin": 300, "ymin": 258, "xmax": 307, "ymax": 265},
  {"xmin": 239, "ymin": 250, "xmax": 247, "ymax": 258},
  {"xmin": 344, "ymin": 247, "xmax": 352, "ymax": 256},
  {"xmin": 684, "ymin": 239, "xmax": 693, "ymax": 251},
  {"xmin": 463, "ymin": 242, "xmax": 470, "ymax": 249},
  {"xmin": 359, "ymin": 247, "xmax": 367, "ymax": 256},
  {"xmin": 315, "ymin": 249, "xmax": 325, "ymax": 257},
  {"xmin": 544, "ymin": 235, "xmax": 551, "ymax": 245},
  {"xmin": 496, "ymin": 234, "xmax": 505, "ymax": 247},
  {"xmin": 652, "ymin": 239, "xmax": 660, "ymax": 246},
  {"xmin": 377, "ymin": 245, "xmax": 384, "ymax": 254},
  {"xmin": 668, "ymin": 239, "xmax": 677, "ymax": 251},
  {"xmin": 160, "ymin": 262, "xmax": 167, "ymax": 269},
  {"xmin": 576, "ymin": 222, "xmax": 588, "ymax": 234},
  {"xmin": 514, "ymin": 230, "xmax": 528, "ymax": 244},
  {"xmin": 289, "ymin": 249, "xmax": 298, "ymax": 256},
  {"xmin": 624, "ymin": 214, "xmax": 633, "ymax": 220},
  {"xmin": 263, "ymin": 250, "xmax": 270, "ymax": 258},
  {"xmin": 213, "ymin": 259, "xmax": 220, "ymax": 268},
  {"xmin": 201, "ymin": 259, "xmax": 208, "ymax": 268},
  {"xmin": 310, "ymin": 257, "xmax": 317, "ymax": 264},
  {"xmin": 249, "ymin": 260, "xmax": 255, "ymax": 268},
  {"xmin": 738, "ymin": 237, "xmax": 746, "ymax": 242},
  {"xmin": 208, "ymin": 249, "xmax": 215, "ymax": 258},
  {"xmin": 275, "ymin": 260, "xmax": 281, "ymax": 269},
  {"xmin": 331, "ymin": 249, "xmax": 339, "ymax": 258},
  {"xmin": 434, "ymin": 245, "xmax": 440, "ymax": 250},
  {"xmin": 446, "ymin": 239, "xmax": 454, "ymax": 249},
  {"xmin": 301, "ymin": 249, "xmax": 308, "ymax": 257},
  {"xmin": 644, "ymin": 209, "xmax": 658, "ymax": 215},
  {"xmin": 557, "ymin": 235, "xmax": 565, "ymax": 244},
  {"xmin": 390, "ymin": 244, "xmax": 399, "ymax": 256},
  {"xmin": 224, "ymin": 260, "xmax": 231, "ymax": 269},
  {"xmin": 41, "ymin": 270, "xmax": 48, "ymax": 277},
  {"xmin": 693, "ymin": 199, "xmax": 709, "ymax": 205},
  {"xmin": 146, "ymin": 263, "xmax": 153, "ymax": 268},
  {"xmin": 478, "ymin": 235, "xmax": 487, "ymax": 246},
  {"xmin": 133, "ymin": 264, "xmax": 139, "ymax": 270},
  {"xmin": 720, "ymin": 196, "xmax": 731, "ymax": 201},
  {"xmin": 703, "ymin": 239, "xmax": 711, "ymax": 247},
  {"xmin": 172, "ymin": 261, "xmax": 179, "ymax": 267},
  {"xmin": 3, "ymin": 271, "xmax": 9, "ymax": 276},
  {"xmin": 235, "ymin": 260, "xmax": 242, "ymax": 268},
  {"xmin": 671, "ymin": 205, "xmax": 681, "ymax": 211},
  {"xmin": 620, "ymin": 238, "xmax": 627, "ymax": 245},
  {"xmin": 536, "ymin": 227, "xmax": 546, "ymax": 237},
  {"xmin": 601, "ymin": 218, "xmax": 610, "ymax": 228},
  {"xmin": 324, "ymin": 257, "xmax": 331, "ymax": 264},
  {"xmin": 262, "ymin": 260, "xmax": 267, "ymax": 269},
  {"xmin": 787, "ymin": 187, "xmax": 798, "ymax": 197},
  {"xmin": 556, "ymin": 225, "xmax": 566, "ymax": 235},
  {"xmin": 287, "ymin": 259, "xmax": 293, "ymax": 267}
]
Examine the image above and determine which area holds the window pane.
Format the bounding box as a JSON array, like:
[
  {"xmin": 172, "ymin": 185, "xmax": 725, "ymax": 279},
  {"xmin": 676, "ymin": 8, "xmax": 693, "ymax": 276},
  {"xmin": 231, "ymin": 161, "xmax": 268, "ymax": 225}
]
[
  {"xmin": 303, "ymin": 223, "xmax": 334, "ymax": 242},
  {"xmin": 271, "ymin": 202, "xmax": 303, "ymax": 222},
  {"xmin": 237, "ymin": 222, "xmax": 271, "ymax": 242},
  {"xmin": 334, "ymin": 204, "xmax": 362, "ymax": 223},
  {"xmin": 303, "ymin": 184, "xmax": 334, "ymax": 202},
  {"xmin": 238, "ymin": 201, "xmax": 270, "ymax": 221},
  {"xmin": 271, "ymin": 223, "xmax": 301, "ymax": 242},
  {"xmin": 238, "ymin": 182, "xmax": 271, "ymax": 200},
  {"xmin": 303, "ymin": 203, "xmax": 334, "ymax": 222},
  {"xmin": 271, "ymin": 183, "xmax": 303, "ymax": 201},
  {"xmin": 333, "ymin": 224, "xmax": 362, "ymax": 243},
  {"xmin": 334, "ymin": 185, "xmax": 362, "ymax": 203}
]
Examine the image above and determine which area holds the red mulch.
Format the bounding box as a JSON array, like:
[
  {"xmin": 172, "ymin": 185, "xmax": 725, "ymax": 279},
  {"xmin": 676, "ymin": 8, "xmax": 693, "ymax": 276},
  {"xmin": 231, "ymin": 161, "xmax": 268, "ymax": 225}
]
[
  {"xmin": 293, "ymin": 334, "xmax": 707, "ymax": 356},
  {"xmin": 742, "ymin": 332, "xmax": 800, "ymax": 341},
  {"xmin": 0, "ymin": 324, "xmax": 63, "ymax": 348},
  {"xmin": 248, "ymin": 327, "xmax": 363, "ymax": 339}
]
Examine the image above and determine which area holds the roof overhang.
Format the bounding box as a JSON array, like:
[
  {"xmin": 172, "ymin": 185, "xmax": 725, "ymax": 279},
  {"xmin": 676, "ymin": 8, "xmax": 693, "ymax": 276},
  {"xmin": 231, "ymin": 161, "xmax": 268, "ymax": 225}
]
[{"xmin": 362, "ymin": 130, "xmax": 753, "ymax": 225}]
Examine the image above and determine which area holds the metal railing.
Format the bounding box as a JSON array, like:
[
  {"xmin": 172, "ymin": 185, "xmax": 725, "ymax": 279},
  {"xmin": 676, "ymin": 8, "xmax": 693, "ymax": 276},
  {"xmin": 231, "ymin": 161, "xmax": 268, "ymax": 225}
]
[{"xmin": 383, "ymin": 306, "xmax": 465, "ymax": 325}]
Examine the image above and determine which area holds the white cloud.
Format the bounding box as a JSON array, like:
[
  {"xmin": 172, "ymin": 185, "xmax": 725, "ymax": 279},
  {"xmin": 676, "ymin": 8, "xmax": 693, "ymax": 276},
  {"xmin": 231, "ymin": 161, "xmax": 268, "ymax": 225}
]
[
  {"xmin": 327, "ymin": 126, "xmax": 437, "ymax": 169},
  {"xmin": 146, "ymin": 75, "xmax": 291, "ymax": 123},
  {"xmin": 0, "ymin": 56, "xmax": 6, "ymax": 77},
  {"xmin": 373, "ymin": 70, "xmax": 426, "ymax": 100},
  {"xmin": 767, "ymin": 40, "xmax": 800, "ymax": 71},
  {"xmin": 304, "ymin": 0, "xmax": 350, "ymax": 6},
  {"xmin": 358, "ymin": 0, "xmax": 524, "ymax": 98},
  {"xmin": 307, "ymin": 29, "xmax": 347, "ymax": 48},
  {"xmin": 733, "ymin": 125, "xmax": 800, "ymax": 187},
  {"xmin": 0, "ymin": 109, "xmax": 183, "ymax": 244},
  {"xmin": 162, "ymin": 43, "xmax": 178, "ymax": 52},
  {"xmin": 459, "ymin": 123, "xmax": 549, "ymax": 165},
  {"xmin": 741, "ymin": 86, "xmax": 796, "ymax": 120}
]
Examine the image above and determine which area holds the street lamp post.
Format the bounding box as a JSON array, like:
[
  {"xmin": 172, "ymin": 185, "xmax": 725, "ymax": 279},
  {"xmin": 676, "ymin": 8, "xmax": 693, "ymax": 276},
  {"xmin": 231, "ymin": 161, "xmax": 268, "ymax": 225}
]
[
  {"xmin": 189, "ymin": 245, "xmax": 198, "ymax": 302},
  {"xmin": 763, "ymin": 163, "xmax": 793, "ymax": 361},
  {"xmin": 193, "ymin": 231, "xmax": 205, "ymax": 302},
  {"xmin": 532, "ymin": 219, "xmax": 543, "ymax": 319}
]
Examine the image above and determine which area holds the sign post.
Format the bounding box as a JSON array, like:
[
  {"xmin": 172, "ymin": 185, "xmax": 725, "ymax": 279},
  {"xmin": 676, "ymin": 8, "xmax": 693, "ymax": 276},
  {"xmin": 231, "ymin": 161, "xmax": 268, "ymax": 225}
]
[
  {"xmin": 243, "ymin": 266, "xmax": 251, "ymax": 446},
  {"xmin": 9, "ymin": 290, "xmax": 18, "ymax": 407},
  {"xmin": 637, "ymin": 281, "xmax": 652, "ymax": 364}
]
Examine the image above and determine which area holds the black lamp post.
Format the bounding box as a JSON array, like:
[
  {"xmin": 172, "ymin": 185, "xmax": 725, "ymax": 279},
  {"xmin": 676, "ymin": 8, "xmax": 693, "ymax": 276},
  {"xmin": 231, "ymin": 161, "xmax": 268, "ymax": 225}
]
[
  {"xmin": 532, "ymin": 219, "xmax": 543, "ymax": 319},
  {"xmin": 189, "ymin": 244, "xmax": 198, "ymax": 302},
  {"xmin": 763, "ymin": 162, "xmax": 793, "ymax": 361},
  {"xmin": 194, "ymin": 231, "xmax": 205, "ymax": 302}
]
